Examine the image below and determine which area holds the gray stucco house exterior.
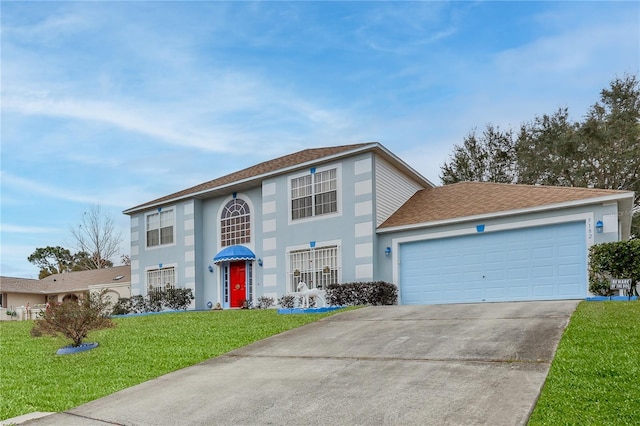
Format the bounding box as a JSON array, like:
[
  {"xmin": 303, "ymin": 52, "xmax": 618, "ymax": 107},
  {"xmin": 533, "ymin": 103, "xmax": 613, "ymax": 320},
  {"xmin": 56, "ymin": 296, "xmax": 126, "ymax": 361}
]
[{"xmin": 123, "ymin": 142, "xmax": 634, "ymax": 308}]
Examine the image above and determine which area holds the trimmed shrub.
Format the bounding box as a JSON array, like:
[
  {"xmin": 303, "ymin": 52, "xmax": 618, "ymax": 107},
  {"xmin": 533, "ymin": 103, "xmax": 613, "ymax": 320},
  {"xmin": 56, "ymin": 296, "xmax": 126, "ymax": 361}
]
[
  {"xmin": 163, "ymin": 288, "xmax": 196, "ymax": 311},
  {"xmin": 112, "ymin": 288, "xmax": 194, "ymax": 315},
  {"xmin": 589, "ymin": 240, "xmax": 640, "ymax": 296},
  {"xmin": 278, "ymin": 294, "xmax": 296, "ymax": 309},
  {"xmin": 256, "ymin": 296, "xmax": 275, "ymax": 309},
  {"xmin": 326, "ymin": 281, "xmax": 397, "ymax": 306}
]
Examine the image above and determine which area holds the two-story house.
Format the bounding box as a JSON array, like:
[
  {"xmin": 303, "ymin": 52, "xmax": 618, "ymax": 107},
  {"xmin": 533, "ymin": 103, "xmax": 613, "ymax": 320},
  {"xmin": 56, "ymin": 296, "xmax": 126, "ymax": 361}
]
[{"xmin": 123, "ymin": 142, "xmax": 634, "ymax": 308}]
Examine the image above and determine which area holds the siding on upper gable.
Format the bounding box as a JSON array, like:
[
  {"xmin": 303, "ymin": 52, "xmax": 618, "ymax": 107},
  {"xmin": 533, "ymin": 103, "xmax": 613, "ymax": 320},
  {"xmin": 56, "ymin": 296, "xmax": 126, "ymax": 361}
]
[{"xmin": 375, "ymin": 156, "xmax": 424, "ymax": 227}]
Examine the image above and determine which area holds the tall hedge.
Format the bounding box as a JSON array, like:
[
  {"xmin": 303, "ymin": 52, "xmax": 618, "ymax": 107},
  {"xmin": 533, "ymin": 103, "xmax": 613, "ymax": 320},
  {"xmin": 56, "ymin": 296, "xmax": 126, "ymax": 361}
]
[{"xmin": 589, "ymin": 240, "xmax": 640, "ymax": 296}]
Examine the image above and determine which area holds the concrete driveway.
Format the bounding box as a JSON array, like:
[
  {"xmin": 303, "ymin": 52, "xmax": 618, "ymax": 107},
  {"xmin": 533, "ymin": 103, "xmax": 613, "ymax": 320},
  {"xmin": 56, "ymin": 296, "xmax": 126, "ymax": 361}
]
[{"xmin": 22, "ymin": 300, "xmax": 578, "ymax": 426}]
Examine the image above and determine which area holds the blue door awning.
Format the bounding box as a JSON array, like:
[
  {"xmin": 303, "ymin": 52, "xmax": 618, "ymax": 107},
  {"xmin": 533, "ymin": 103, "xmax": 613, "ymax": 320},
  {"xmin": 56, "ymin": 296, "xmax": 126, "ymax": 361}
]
[{"xmin": 213, "ymin": 245, "xmax": 256, "ymax": 264}]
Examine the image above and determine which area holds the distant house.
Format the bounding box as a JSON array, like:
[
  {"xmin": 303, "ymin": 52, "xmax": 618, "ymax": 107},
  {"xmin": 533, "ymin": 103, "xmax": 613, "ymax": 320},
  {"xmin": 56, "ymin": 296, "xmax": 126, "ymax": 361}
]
[
  {"xmin": 123, "ymin": 142, "xmax": 634, "ymax": 308},
  {"xmin": 0, "ymin": 266, "xmax": 131, "ymax": 320}
]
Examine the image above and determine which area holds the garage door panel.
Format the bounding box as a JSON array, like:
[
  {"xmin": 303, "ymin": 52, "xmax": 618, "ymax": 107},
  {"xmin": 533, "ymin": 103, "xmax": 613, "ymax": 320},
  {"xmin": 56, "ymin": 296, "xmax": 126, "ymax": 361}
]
[
  {"xmin": 559, "ymin": 282, "xmax": 581, "ymax": 296},
  {"xmin": 508, "ymin": 285, "xmax": 528, "ymax": 298},
  {"xmin": 533, "ymin": 247, "xmax": 554, "ymax": 260},
  {"xmin": 508, "ymin": 249, "xmax": 529, "ymax": 261},
  {"xmin": 400, "ymin": 221, "xmax": 586, "ymax": 304},
  {"xmin": 533, "ymin": 284, "xmax": 555, "ymax": 297},
  {"xmin": 533, "ymin": 265, "xmax": 554, "ymax": 278}
]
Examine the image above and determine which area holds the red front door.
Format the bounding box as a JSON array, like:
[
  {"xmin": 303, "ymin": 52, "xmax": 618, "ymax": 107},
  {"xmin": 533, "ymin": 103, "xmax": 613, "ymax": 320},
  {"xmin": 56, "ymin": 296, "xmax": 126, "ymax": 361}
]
[{"xmin": 229, "ymin": 261, "xmax": 247, "ymax": 308}]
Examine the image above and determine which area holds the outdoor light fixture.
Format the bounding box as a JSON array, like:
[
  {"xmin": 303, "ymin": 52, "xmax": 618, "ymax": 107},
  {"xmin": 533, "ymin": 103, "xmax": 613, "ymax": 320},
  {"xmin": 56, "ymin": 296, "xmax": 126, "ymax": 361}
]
[
  {"xmin": 385, "ymin": 247, "xmax": 391, "ymax": 256},
  {"xmin": 208, "ymin": 265, "xmax": 214, "ymax": 273},
  {"xmin": 596, "ymin": 220, "xmax": 604, "ymax": 234},
  {"xmin": 258, "ymin": 258, "xmax": 263, "ymax": 267}
]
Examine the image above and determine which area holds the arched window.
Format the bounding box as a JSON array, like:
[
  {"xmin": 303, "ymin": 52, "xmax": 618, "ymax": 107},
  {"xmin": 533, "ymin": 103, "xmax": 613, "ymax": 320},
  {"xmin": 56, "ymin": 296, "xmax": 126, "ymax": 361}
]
[{"xmin": 221, "ymin": 198, "xmax": 251, "ymax": 247}]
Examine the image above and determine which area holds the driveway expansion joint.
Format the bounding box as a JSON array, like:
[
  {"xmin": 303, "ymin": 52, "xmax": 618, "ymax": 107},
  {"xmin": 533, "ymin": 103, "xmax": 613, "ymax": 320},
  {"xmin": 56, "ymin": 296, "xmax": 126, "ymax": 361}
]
[
  {"xmin": 62, "ymin": 412, "xmax": 125, "ymax": 425},
  {"xmin": 345, "ymin": 315, "xmax": 570, "ymax": 322},
  {"xmin": 222, "ymin": 353, "xmax": 550, "ymax": 365}
]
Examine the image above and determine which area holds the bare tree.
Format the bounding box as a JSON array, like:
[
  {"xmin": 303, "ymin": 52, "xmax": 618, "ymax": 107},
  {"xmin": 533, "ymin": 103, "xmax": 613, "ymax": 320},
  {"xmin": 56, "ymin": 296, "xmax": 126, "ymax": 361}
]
[{"xmin": 70, "ymin": 205, "xmax": 124, "ymax": 269}]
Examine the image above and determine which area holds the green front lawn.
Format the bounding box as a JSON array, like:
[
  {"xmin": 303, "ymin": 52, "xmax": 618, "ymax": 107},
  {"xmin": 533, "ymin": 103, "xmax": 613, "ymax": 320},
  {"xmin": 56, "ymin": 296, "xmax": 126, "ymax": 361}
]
[
  {"xmin": 0, "ymin": 309, "xmax": 341, "ymax": 421},
  {"xmin": 2, "ymin": 302, "xmax": 638, "ymax": 423},
  {"xmin": 528, "ymin": 301, "xmax": 640, "ymax": 425}
]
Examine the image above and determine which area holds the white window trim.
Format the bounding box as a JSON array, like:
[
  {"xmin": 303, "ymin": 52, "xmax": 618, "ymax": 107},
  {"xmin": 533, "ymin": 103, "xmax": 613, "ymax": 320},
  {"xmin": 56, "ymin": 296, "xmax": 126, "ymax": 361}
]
[
  {"xmin": 216, "ymin": 193, "xmax": 255, "ymax": 250},
  {"xmin": 287, "ymin": 163, "xmax": 342, "ymax": 225},
  {"xmin": 144, "ymin": 206, "xmax": 177, "ymax": 250}
]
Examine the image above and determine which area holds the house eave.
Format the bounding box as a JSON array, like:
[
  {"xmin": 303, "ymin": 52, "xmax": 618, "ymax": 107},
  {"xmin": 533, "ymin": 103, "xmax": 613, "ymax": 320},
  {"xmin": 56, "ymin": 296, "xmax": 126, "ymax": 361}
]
[{"xmin": 377, "ymin": 192, "xmax": 635, "ymax": 234}]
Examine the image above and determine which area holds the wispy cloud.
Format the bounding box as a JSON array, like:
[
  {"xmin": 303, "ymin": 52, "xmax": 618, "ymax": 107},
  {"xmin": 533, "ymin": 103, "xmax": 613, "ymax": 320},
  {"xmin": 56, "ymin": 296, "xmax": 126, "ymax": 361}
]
[
  {"xmin": 0, "ymin": 224, "xmax": 61, "ymax": 234},
  {"xmin": 1, "ymin": 171, "xmax": 119, "ymax": 206}
]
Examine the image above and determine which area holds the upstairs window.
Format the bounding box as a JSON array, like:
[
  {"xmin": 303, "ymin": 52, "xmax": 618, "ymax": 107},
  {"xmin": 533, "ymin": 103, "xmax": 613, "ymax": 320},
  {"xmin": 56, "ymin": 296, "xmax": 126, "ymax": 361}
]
[
  {"xmin": 146, "ymin": 208, "xmax": 174, "ymax": 248},
  {"xmin": 291, "ymin": 167, "xmax": 337, "ymax": 220},
  {"xmin": 221, "ymin": 198, "xmax": 251, "ymax": 247}
]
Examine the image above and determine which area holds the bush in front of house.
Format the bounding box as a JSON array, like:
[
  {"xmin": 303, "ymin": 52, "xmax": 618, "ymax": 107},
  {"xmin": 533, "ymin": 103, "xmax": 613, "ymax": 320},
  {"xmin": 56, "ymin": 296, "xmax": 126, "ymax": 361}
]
[
  {"xmin": 326, "ymin": 281, "xmax": 397, "ymax": 306},
  {"xmin": 256, "ymin": 296, "xmax": 275, "ymax": 309},
  {"xmin": 112, "ymin": 288, "xmax": 194, "ymax": 315},
  {"xmin": 31, "ymin": 289, "xmax": 114, "ymax": 347},
  {"xmin": 278, "ymin": 294, "xmax": 296, "ymax": 309},
  {"xmin": 163, "ymin": 288, "xmax": 196, "ymax": 311},
  {"xmin": 589, "ymin": 240, "xmax": 640, "ymax": 296}
]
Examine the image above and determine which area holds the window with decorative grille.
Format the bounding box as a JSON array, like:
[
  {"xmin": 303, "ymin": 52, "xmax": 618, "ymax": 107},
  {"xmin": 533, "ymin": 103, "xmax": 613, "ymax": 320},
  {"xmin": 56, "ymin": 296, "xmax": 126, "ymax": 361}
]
[
  {"xmin": 221, "ymin": 198, "xmax": 251, "ymax": 247},
  {"xmin": 146, "ymin": 266, "xmax": 176, "ymax": 295},
  {"xmin": 288, "ymin": 245, "xmax": 339, "ymax": 292}
]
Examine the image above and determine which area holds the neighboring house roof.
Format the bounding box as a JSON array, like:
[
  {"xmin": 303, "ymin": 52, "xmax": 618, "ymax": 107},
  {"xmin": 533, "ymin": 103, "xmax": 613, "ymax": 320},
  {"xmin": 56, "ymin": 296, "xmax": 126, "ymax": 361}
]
[
  {"xmin": 0, "ymin": 276, "xmax": 39, "ymax": 293},
  {"xmin": 0, "ymin": 266, "xmax": 131, "ymax": 295},
  {"xmin": 379, "ymin": 181, "xmax": 634, "ymax": 230},
  {"xmin": 124, "ymin": 142, "xmax": 434, "ymax": 214}
]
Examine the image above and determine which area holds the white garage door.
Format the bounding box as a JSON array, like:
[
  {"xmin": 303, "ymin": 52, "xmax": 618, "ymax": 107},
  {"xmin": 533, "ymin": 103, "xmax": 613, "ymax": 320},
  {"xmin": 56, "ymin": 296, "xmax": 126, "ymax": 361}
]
[{"xmin": 399, "ymin": 221, "xmax": 587, "ymax": 304}]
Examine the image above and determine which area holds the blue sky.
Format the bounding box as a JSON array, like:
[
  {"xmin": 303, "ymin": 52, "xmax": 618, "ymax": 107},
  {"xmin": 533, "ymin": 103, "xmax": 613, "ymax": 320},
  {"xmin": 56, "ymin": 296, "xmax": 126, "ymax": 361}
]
[{"xmin": 1, "ymin": 1, "xmax": 638, "ymax": 278}]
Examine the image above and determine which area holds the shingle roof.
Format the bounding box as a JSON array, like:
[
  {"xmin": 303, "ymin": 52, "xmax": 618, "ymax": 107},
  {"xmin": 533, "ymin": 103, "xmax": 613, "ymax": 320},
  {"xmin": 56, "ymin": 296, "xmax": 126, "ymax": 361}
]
[
  {"xmin": 380, "ymin": 181, "xmax": 633, "ymax": 229},
  {"xmin": 0, "ymin": 266, "xmax": 131, "ymax": 294},
  {"xmin": 124, "ymin": 142, "xmax": 377, "ymax": 213},
  {"xmin": 0, "ymin": 276, "xmax": 39, "ymax": 293}
]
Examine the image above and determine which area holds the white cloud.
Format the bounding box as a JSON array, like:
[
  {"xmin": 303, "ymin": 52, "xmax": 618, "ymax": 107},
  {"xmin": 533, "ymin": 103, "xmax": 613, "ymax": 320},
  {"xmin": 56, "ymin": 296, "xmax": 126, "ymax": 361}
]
[{"xmin": 2, "ymin": 92, "xmax": 232, "ymax": 152}]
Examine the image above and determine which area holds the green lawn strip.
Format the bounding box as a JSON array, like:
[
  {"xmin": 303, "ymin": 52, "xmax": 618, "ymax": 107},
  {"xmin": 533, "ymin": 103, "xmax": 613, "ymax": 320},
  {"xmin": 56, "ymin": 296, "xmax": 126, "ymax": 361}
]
[
  {"xmin": 0, "ymin": 309, "xmax": 343, "ymax": 420},
  {"xmin": 528, "ymin": 301, "xmax": 640, "ymax": 425}
]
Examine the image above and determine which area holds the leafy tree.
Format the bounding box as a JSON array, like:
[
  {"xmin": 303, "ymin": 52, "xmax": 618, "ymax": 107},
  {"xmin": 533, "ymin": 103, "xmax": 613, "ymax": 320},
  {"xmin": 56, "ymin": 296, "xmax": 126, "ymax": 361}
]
[
  {"xmin": 27, "ymin": 247, "xmax": 113, "ymax": 278},
  {"xmin": 440, "ymin": 74, "xmax": 640, "ymax": 237},
  {"xmin": 70, "ymin": 205, "xmax": 124, "ymax": 270},
  {"xmin": 516, "ymin": 107, "xmax": 582, "ymax": 187},
  {"xmin": 32, "ymin": 290, "xmax": 115, "ymax": 347},
  {"xmin": 580, "ymin": 74, "xmax": 640, "ymax": 236},
  {"xmin": 440, "ymin": 125, "xmax": 516, "ymax": 184},
  {"xmin": 74, "ymin": 250, "xmax": 114, "ymax": 270},
  {"xmin": 27, "ymin": 246, "xmax": 76, "ymax": 279}
]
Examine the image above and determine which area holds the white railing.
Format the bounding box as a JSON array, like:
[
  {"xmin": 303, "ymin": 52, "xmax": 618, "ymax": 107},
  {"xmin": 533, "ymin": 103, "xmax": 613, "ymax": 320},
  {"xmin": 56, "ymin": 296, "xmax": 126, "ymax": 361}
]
[{"xmin": 1, "ymin": 305, "xmax": 46, "ymax": 321}]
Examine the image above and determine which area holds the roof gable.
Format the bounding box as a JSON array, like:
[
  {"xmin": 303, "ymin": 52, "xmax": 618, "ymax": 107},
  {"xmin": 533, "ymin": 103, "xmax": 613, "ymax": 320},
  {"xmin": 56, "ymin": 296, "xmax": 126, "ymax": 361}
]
[{"xmin": 380, "ymin": 181, "xmax": 633, "ymax": 229}]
